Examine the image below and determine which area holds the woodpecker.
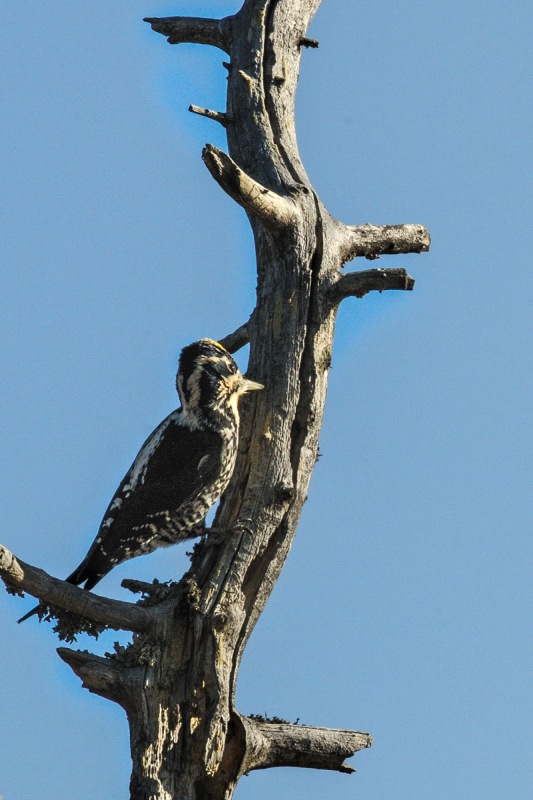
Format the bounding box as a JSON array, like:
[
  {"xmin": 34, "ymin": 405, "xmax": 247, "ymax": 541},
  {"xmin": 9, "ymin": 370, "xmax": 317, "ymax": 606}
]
[{"xmin": 19, "ymin": 339, "xmax": 262, "ymax": 622}]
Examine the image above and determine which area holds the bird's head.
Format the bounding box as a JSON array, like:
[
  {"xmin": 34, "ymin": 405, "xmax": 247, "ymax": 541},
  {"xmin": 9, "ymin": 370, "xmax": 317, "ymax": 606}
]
[{"xmin": 177, "ymin": 339, "xmax": 263, "ymax": 428}]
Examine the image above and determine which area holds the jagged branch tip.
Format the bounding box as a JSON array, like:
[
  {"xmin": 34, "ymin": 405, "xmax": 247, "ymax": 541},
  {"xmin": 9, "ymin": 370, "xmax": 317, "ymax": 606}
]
[
  {"xmin": 202, "ymin": 144, "xmax": 297, "ymax": 229},
  {"xmin": 237, "ymin": 714, "xmax": 372, "ymax": 776},
  {"xmin": 332, "ymin": 267, "xmax": 415, "ymax": 303},
  {"xmin": 338, "ymin": 223, "xmax": 431, "ymax": 263},
  {"xmin": 144, "ymin": 16, "xmax": 232, "ymax": 54},
  {"xmin": 189, "ymin": 105, "xmax": 230, "ymax": 128},
  {"xmin": 0, "ymin": 544, "xmax": 153, "ymax": 634}
]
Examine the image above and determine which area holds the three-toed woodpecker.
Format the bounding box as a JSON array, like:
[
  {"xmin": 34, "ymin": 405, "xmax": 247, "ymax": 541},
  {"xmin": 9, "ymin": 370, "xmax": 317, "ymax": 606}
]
[{"xmin": 19, "ymin": 339, "xmax": 262, "ymax": 622}]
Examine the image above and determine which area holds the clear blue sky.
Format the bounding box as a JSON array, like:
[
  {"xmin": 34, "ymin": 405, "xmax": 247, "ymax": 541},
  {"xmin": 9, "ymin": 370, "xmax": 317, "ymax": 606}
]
[{"xmin": 1, "ymin": 1, "xmax": 531, "ymax": 798}]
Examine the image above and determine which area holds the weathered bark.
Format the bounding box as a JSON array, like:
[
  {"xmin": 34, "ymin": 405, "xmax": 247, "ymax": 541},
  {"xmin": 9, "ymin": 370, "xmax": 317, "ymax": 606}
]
[
  {"xmin": 338, "ymin": 223, "xmax": 430, "ymax": 262},
  {"xmin": 143, "ymin": 16, "xmax": 232, "ymax": 52},
  {"xmin": 2, "ymin": 2, "xmax": 429, "ymax": 798},
  {"xmin": 237, "ymin": 716, "xmax": 372, "ymax": 775},
  {"xmin": 189, "ymin": 105, "xmax": 230, "ymax": 127},
  {"xmin": 0, "ymin": 545, "xmax": 152, "ymax": 633},
  {"xmin": 332, "ymin": 267, "xmax": 415, "ymax": 300}
]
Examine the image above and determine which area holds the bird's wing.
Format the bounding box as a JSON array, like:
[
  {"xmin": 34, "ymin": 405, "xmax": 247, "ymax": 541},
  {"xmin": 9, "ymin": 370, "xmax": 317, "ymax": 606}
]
[
  {"xmin": 67, "ymin": 412, "xmax": 223, "ymax": 588},
  {"xmin": 95, "ymin": 409, "xmax": 184, "ymax": 535}
]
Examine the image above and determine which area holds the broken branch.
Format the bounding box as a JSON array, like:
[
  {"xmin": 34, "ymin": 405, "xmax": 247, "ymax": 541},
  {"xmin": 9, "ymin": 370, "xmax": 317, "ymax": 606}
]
[
  {"xmin": 338, "ymin": 223, "xmax": 430, "ymax": 263},
  {"xmin": 189, "ymin": 105, "xmax": 230, "ymax": 127},
  {"xmin": 143, "ymin": 16, "xmax": 232, "ymax": 54},
  {"xmin": 202, "ymin": 144, "xmax": 297, "ymax": 229},
  {"xmin": 57, "ymin": 648, "xmax": 130, "ymax": 705},
  {"xmin": 0, "ymin": 545, "xmax": 153, "ymax": 634},
  {"xmin": 332, "ymin": 267, "xmax": 415, "ymax": 302},
  {"xmin": 218, "ymin": 321, "xmax": 250, "ymax": 354},
  {"xmin": 238, "ymin": 715, "xmax": 372, "ymax": 775}
]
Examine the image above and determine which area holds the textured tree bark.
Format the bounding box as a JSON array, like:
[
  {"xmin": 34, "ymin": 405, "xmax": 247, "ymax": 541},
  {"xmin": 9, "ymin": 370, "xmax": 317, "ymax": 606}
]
[{"xmin": 1, "ymin": 2, "xmax": 429, "ymax": 798}]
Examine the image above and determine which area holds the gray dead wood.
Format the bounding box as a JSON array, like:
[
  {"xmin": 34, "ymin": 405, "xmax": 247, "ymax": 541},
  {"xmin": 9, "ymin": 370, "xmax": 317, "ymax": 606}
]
[
  {"xmin": 332, "ymin": 267, "xmax": 415, "ymax": 301},
  {"xmin": 143, "ymin": 16, "xmax": 232, "ymax": 52},
  {"xmin": 3, "ymin": 2, "xmax": 429, "ymax": 798},
  {"xmin": 189, "ymin": 105, "xmax": 230, "ymax": 127},
  {"xmin": 339, "ymin": 222, "xmax": 431, "ymax": 262},
  {"xmin": 0, "ymin": 545, "xmax": 152, "ymax": 634},
  {"xmin": 218, "ymin": 320, "xmax": 251, "ymax": 354},
  {"xmin": 237, "ymin": 716, "xmax": 372, "ymax": 775}
]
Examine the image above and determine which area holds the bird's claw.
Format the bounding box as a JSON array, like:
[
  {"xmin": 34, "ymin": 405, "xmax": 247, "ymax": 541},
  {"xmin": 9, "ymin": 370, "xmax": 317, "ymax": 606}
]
[{"xmin": 206, "ymin": 519, "xmax": 255, "ymax": 539}]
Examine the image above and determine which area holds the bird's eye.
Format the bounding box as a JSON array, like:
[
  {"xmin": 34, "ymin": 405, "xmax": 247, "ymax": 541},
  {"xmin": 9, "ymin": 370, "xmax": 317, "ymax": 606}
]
[{"xmin": 210, "ymin": 356, "xmax": 237, "ymax": 379}]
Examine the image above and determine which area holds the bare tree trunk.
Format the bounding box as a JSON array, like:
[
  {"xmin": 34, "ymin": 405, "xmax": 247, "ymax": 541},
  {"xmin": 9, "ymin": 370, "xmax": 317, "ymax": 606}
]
[{"xmin": 1, "ymin": 2, "xmax": 429, "ymax": 798}]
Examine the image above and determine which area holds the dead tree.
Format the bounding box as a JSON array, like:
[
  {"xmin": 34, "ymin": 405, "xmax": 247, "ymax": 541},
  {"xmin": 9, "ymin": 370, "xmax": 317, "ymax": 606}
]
[{"xmin": 0, "ymin": 2, "xmax": 429, "ymax": 798}]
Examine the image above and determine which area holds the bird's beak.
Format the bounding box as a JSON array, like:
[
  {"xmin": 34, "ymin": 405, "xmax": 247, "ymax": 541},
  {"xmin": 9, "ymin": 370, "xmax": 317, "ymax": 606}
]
[{"xmin": 242, "ymin": 378, "xmax": 264, "ymax": 393}]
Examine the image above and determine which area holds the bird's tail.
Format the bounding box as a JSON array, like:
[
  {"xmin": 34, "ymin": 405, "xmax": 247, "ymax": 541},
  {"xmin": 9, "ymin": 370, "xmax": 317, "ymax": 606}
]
[
  {"xmin": 18, "ymin": 571, "xmax": 82, "ymax": 624},
  {"xmin": 18, "ymin": 604, "xmax": 41, "ymax": 624}
]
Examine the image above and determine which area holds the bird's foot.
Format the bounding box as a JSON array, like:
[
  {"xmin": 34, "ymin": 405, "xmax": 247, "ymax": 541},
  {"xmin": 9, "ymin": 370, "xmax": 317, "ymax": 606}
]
[
  {"xmin": 206, "ymin": 519, "xmax": 256, "ymax": 538},
  {"xmin": 230, "ymin": 518, "xmax": 256, "ymax": 537},
  {"xmin": 203, "ymin": 526, "xmax": 227, "ymax": 544},
  {"xmin": 187, "ymin": 520, "xmax": 256, "ymax": 561}
]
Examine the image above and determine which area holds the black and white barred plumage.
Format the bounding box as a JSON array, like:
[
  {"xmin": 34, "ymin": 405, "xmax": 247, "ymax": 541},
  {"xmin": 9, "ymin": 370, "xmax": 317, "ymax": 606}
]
[{"xmin": 19, "ymin": 339, "xmax": 262, "ymax": 621}]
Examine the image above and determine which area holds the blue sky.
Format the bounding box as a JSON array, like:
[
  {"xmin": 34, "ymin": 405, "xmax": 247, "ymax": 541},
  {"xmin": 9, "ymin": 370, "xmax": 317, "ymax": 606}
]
[{"xmin": 1, "ymin": 1, "xmax": 531, "ymax": 798}]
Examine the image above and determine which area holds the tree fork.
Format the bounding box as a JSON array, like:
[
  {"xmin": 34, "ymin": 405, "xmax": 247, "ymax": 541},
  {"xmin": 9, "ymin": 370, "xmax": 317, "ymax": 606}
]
[{"xmin": 2, "ymin": 2, "xmax": 429, "ymax": 797}]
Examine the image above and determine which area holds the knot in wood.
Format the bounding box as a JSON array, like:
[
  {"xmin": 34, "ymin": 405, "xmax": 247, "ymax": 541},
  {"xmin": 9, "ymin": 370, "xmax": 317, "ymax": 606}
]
[
  {"xmin": 182, "ymin": 577, "xmax": 201, "ymax": 610},
  {"xmin": 299, "ymin": 37, "xmax": 319, "ymax": 48},
  {"xmin": 275, "ymin": 481, "xmax": 295, "ymax": 504},
  {"xmin": 212, "ymin": 610, "xmax": 228, "ymax": 632}
]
